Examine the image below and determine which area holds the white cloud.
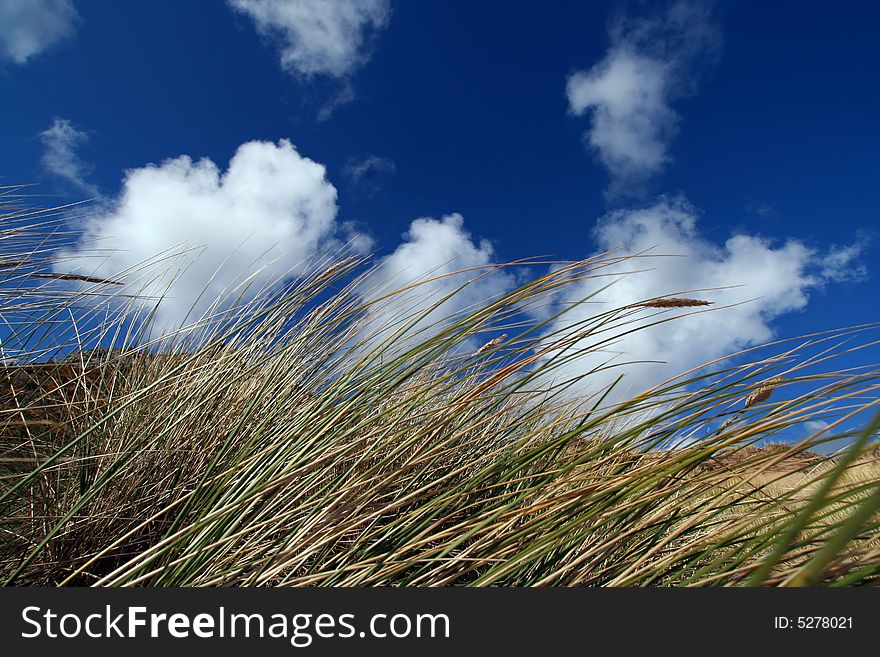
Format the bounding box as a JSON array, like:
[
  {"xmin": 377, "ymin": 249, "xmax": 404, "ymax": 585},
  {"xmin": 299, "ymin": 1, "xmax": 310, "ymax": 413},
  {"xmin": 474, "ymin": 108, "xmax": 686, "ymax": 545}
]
[
  {"xmin": 228, "ymin": 0, "xmax": 390, "ymax": 78},
  {"xmin": 0, "ymin": 0, "xmax": 79, "ymax": 64},
  {"xmin": 358, "ymin": 214, "xmax": 513, "ymax": 351},
  {"xmin": 38, "ymin": 117, "xmax": 99, "ymax": 197},
  {"xmin": 540, "ymin": 197, "xmax": 864, "ymax": 400},
  {"xmin": 567, "ymin": 51, "xmax": 674, "ymax": 185},
  {"xmin": 57, "ymin": 139, "xmax": 355, "ymax": 335},
  {"xmin": 566, "ymin": 1, "xmax": 720, "ymax": 196}
]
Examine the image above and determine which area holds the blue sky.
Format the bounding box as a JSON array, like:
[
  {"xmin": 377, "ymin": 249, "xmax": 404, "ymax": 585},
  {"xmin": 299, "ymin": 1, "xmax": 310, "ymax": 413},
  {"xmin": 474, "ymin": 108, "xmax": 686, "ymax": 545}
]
[{"xmin": 1, "ymin": 0, "xmax": 878, "ymax": 411}]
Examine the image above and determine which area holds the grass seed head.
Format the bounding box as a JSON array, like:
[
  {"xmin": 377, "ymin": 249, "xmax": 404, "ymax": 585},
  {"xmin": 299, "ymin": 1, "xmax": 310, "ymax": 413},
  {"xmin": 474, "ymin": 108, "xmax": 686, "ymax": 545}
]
[
  {"xmin": 638, "ymin": 297, "xmax": 712, "ymax": 308},
  {"xmin": 475, "ymin": 333, "xmax": 507, "ymax": 354},
  {"xmin": 745, "ymin": 378, "xmax": 783, "ymax": 408}
]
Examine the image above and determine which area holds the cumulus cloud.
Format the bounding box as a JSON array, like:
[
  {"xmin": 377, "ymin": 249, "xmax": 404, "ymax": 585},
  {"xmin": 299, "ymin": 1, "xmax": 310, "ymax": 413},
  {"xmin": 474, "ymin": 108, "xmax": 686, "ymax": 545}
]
[
  {"xmin": 228, "ymin": 0, "xmax": 390, "ymax": 79},
  {"xmin": 48, "ymin": 136, "xmax": 504, "ymax": 346},
  {"xmin": 343, "ymin": 154, "xmax": 395, "ymax": 196},
  {"xmin": 0, "ymin": 0, "xmax": 79, "ymax": 64},
  {"xmin": 58, "ymin": 139, "xmax": 355, "ymax": 335},
  {"xmin": 38, "ymin": 117, "xmax": 99, "ymax": 197},
  {"xmin": 359, "ymin": 214, "xmax": 514, "ymax": 351},
  {"xmin": 540, "ymin": 197, "xmax": 865, "ymax": 400},
  {"xmin": 566, "ymin": 1, "xmax": 721, "ymax": 197}
]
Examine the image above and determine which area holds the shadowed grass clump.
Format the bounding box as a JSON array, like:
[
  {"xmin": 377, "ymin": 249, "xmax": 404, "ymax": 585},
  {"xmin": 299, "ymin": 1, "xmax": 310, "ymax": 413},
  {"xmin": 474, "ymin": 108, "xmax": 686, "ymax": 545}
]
[{"xmin": 1, "ymin": 193, "xmax": 879, "ymax": 587}]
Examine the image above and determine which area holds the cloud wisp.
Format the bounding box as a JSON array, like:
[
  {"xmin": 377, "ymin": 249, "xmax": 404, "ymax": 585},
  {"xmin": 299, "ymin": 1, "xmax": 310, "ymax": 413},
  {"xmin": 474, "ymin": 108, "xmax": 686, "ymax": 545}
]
[
  {"xmin": 38, "ymin": 118, "xmax": 100, "ymax": 197},
  {"xmin": 566, "ymin": 1, "xmax": 721, "ymax": 198},
  {"xmin": 819, "ymin": 237, "xmax": 871, "ymax": 283},
  {"xmin": 342, "ymin": 154, "xmax": 395, "ymax": 196},
  {"xmin": 0, "ymin": 0, "xmax": 79, "ymax": 65}
]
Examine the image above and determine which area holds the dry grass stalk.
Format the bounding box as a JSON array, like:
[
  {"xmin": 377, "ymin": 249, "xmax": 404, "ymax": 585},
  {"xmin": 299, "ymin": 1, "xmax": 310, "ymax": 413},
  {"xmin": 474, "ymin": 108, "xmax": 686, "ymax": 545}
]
[
  {"xmin": 2, "ymin": 200, "xmax": 880, "ymax": 588},
  {"xmin": 32, "ymin": 272, "xmax": 123, "ymax": 285}
]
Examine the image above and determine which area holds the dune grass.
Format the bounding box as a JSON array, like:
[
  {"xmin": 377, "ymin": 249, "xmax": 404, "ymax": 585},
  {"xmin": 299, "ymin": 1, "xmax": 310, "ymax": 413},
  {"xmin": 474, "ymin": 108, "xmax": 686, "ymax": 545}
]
[{"xmin": 1, "ymin": 191, "xmax": 879, "ymax": 586}]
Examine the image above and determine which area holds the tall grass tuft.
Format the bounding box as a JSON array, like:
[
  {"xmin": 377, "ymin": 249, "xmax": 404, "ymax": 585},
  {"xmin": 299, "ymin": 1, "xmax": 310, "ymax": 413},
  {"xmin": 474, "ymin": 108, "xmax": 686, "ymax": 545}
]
[{"xmin": 1, "ymin": 194, "xmax": 879, "ymax": 586}]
